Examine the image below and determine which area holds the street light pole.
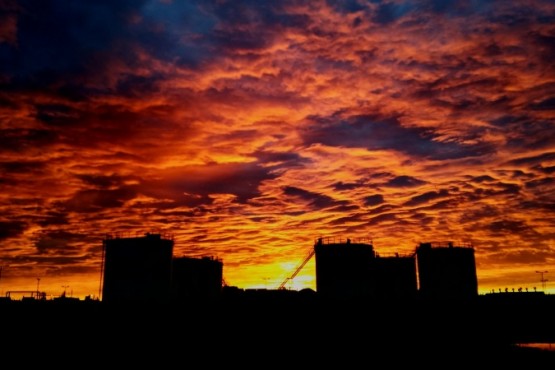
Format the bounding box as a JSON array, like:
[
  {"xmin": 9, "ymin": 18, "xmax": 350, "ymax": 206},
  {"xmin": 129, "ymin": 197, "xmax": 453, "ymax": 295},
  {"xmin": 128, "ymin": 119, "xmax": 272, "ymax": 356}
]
[{"xmin": 536, "ymin": 271, "xmax": 548, "ymax": 291}]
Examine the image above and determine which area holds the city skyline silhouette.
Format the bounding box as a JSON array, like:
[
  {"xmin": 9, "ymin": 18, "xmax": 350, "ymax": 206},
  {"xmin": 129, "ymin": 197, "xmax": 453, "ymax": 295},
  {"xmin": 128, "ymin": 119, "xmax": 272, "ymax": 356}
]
[
  {"xmin": 1, "ymin": 231, "xmax": 552, "ymax": 299},
  {"xmin": 1, "ymin": 2, "xmax": 554, "ymax": 360},
  {"xmin": 1, "ymin": 231, "xmax": 550, "ymax": 303},
  {"xmin": 2, "ymin": 231, "xmax": 554, "ymax": 360}
]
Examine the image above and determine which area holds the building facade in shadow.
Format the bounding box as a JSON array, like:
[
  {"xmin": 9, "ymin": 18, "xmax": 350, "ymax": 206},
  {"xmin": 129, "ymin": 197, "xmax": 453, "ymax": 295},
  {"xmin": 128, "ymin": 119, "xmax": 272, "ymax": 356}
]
[
  {"xmin": 314, "ymin": 237, "xmax": 417, "ymax": 300},
  {"xmin": 101, "ymin": 233, "xmax": 174, "ymax": 303},
  {"xmin": 315, "ymin": 238, "xmax": 376, "ymax": 299},
  {"xmin": 171, "ymin": 256, "xmax": 223, "ymax": 302},
  {"xmin": 314, "ymin": 237, "xmax": 478, "ymax": 300},
  {"xmin": 374, "ymin": 253, "xmax": 418, "ymax": 299},
  {"xmin": 415, "ymin": 241, "xmax": 478, "ymax": 299}
]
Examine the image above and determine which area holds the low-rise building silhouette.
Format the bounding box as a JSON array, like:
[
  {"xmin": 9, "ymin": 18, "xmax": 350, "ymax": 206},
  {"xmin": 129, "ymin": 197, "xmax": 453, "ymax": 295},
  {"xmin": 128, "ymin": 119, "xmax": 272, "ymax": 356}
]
[
  {"xmin": 415, "ymin": 241, "xmax": 478, "ymax": 299},
  {"xmin": 171, "ymin": 256, "xmax": 223, "ymax": 302},
  {"xmin": 99, "ymin": 233, "xmax": 478, "ymax": 303},
  {"xmin": 315, "ymin": 237, "xmax": 377, "ymax": 299},
  {"xmin": 314, "ymin": 237, "xmax": 478, "ymax": 300},
  {"xmin": 101, "ymin": 232, "xmax": 225, "ymax": 303},
  {"xmin": 101, "ymin": 232, "xmax": 174, "ymax": 303},
  {"xmin": 314, "ymin": 237, "xmax": 417, "ymax": 300},
  {"xmin": 374, "ymin": 253, "xmax": 417, "ymax": 299}
]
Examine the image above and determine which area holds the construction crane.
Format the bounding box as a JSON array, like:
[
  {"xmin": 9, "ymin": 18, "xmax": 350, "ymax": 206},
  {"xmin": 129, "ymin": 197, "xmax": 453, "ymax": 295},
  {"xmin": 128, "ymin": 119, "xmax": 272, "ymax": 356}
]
[{"xmin": 277, "ymin": 248, "xmax": 315, "ymax": 290}]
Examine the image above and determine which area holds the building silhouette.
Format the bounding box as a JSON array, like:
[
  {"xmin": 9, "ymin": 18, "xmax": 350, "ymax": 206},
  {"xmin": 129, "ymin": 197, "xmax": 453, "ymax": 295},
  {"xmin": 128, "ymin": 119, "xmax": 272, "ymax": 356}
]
[
  {"xmin": 101, "ymin": 233, "xmax": 174, "ymax": 303},
  {"xmin": 314, "ymin": 237, "xmax": 481, "ymax": 300},
  {"xmin": 374, "ymin": 253, "xmax": 417, "ymax": 299},
  {"xmin": 314, "ymin": 237, "xmax": 418, "ymax": 300},
  {"xmin": 314, "ymin": 237, "xmax": 376, "ymax": 299},
  {"xmin": 171, "ymin": 256, "xmax": 223, "ymax": 302},
  {"xmin": 98, "ymin": 232, "xmax": 477, "ymax": 303},
  {"xmin": 415, "ymin": 241, "xmax": 478, "ymax": 299}
]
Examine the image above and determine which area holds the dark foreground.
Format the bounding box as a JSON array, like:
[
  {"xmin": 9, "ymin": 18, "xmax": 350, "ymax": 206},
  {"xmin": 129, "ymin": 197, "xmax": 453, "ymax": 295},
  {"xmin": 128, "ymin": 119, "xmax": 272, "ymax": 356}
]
[{"xmin": 2, "ymin": 293, "xmax": 554, "ymax": 365}]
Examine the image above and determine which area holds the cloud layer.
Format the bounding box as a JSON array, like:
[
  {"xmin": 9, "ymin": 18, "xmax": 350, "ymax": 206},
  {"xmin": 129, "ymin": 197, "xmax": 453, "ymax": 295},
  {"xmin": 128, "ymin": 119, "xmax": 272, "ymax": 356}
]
[{"xmin": 1, "ymin": 0, "xmax": 554, "ymax": 296}]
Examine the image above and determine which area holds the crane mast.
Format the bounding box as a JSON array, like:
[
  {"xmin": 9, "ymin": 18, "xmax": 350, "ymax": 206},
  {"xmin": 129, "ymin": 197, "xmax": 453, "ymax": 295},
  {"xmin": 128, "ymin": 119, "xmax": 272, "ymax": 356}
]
[{"xmin": 277, "ymin": 248, "xmax": 315, "ymax": 290}]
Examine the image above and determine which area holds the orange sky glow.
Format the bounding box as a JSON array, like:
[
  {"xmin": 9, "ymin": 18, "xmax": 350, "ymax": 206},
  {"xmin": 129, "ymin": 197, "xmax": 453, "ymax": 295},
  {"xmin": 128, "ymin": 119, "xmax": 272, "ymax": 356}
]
[{"xmin": 0, "ymin": 0, "xmax": 553, "ymax": 298}]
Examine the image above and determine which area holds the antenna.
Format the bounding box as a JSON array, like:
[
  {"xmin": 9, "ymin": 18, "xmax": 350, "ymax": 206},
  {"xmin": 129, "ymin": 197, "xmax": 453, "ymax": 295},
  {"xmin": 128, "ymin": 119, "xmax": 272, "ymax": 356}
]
[
  {"xmin": 536, "ymin": 270, "xmax": 548, "ymax": 291},
  {"xmin": 99, "ymin": 240, "xmax": 106, "ymax": 301}
]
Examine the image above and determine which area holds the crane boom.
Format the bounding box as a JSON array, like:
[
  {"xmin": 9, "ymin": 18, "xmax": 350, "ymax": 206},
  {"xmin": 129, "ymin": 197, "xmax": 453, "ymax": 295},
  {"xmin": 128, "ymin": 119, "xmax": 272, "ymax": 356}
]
[{"xmin": 278, "ymin": 248, "xmax": 315, "ymax": 289}]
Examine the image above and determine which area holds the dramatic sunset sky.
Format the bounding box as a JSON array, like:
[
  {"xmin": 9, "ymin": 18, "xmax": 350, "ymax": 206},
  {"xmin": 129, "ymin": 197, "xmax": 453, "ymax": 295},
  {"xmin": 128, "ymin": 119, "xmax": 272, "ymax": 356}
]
[{"xmin": 1, "ymin": 0, "xmax": 553, "ymax": 298}]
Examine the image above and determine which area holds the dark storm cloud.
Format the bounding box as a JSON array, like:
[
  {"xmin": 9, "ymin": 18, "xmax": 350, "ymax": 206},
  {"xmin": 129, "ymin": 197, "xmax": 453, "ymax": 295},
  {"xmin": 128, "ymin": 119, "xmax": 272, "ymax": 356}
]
[
  {"xmin": 415, "ymin": 199, "xmax": 457, "ymax": 211},
  {"xmin": 489, "ymin": 115, "xmax": 531, "ymax": 128},
  {"xmin": 0, "ymin": 0, "xmax": 219, "ymax": 94},
  {"xmin": 329, "ymin": 213, "xmax": 365, "ymax": 226},
  {"xmin": 327, "ymin": 0, "xmax": 492, "ymax": 20},
  {"xmin": 35, "ymin": 103, "xmax": 82, "ymax": 127},
  {"xmin": 469, "ymin": 181, "xmax": 520, "ymax": 199},
  {"xmin": 34, "ymin": 230, "xmax": 83, "ymax": 253},
  {"xmin": 203, "ymin": 75, "xmax": 311, "ymax": 108},
  {"xmin": 373, "ymin": 1, "xmax": 416, "ymax": 24},
  {"xmin": 325, "ymin": 0, "xmax": 366, "ymax": 14},
  {"xmin": 0, "ymin": 160, "xmax": 45, "ymax": 173},
  {"xmin": 489, "ymin": 220, "xmax": 531, "ymax": 234},
  {"xmin": 328, "ymin": 203, "xmax": 360, "ymax": 212},
  {"xmin": 2, "ymin": 1, "xmax": 146, "ymax": 77},
  {"xmin": 506, "ymin": 152, "xmax": 555, "ymax": 166},
  {"xmin": 0, "ymin": 129, "xmax": 59, "ymax": 153},
  {"xmin": 489, "ymin": 112, "xmax": 555, "ymax": 151},
  {"xmin": 363, "ymin": 194, "xmax": 384, "ymax": 207},
  {"xmin": 427, "ymin": 0, "xmax": 495, "ymax": 15},
  {"xmin": 404, "ymin": 189, "xmax": 449, "ymax": 207},
  {"xmin": 75, "ymin": 174, "xmax": 134, "ymax": 189},
  {"xmin": 525, "ymin": 177, "xmax": 554, "ymax": 189},
  {"xmin": 1, "ymin": 0, "xmax": 314, "ymax": 85},
  {"xmin": 199, "ymin": 0, "xmax": 310, "ymax": 52},
  {"xmin": 530, "ymin": 31, "xmax": 555, "ymax": 63},
  {"xmin": 505, "ymin": 121, "xmax": 555, "ymax": 150},
  {"xmin": 369, "ymin": 204, "xmax": 397, "ymax": 215},
  {"xmin": 253, "ymin": 150, "xmax": 311, "ymax": 168},
  {"xmin": 114, "ymin": 73, "xmax": 166, "ymax": 98},
  {"xmin": 410, "ymin": 212, "xmax": 435, "ymax": 224},
  {"xmin": 143, "ymin": 162, "xmax": 277, "ymax": 204},
  {"xmin": 282, "ymin": 186, "xmax": 345, "ymax": 210},
  {"xmin": 0, "ymin": 221, "xmax": 27, "ymax": 240},
  {"xmin": 32, "ymin": 103, "xmax": 198, "ymax": 152},
  {"xmin": 368, "ymin": 213, "xmax": 397, "ymax": 225},
  {"xmin": 459, "ymin": 205, "xmax": 500, "ymax": 224},
  {"xmin": 5, "ymin": 254, "xmax": 92, "ymax": 269},
  {"xmin": 60, "ymin": 187, "xmax": 138, "ymax": 213},
  {"xmin": 519, "ymin": 199, "xmax": 555, "ymax": 213},
  {"xmin": 533, "ymin": 165, "xmax": 555, "ymax": 174},
  {"xmin": 424, "ymin": 87, "xmax": 514, "ymax": 118},
  {"xmin": 508, "ymin": 170, "xmax": 534, "ymax": 180},
  {"xmin": 467, "ymin": 175, "xmax": 496, "ymax": 183},
  {"xmin": 332, "ymin": 181, "xmax": 361, "ymax": 191},
  {"xmin": 529, "ymin": 97, "xmax": 555, "ymax": 111},
  {"xmin": 37, "ymin": 212, "xmax": 70, "ymax": 227},
  {"xmin": 301, "ymin": 113, "xmax": 494, "ymax": 160},
  {"xmin": 492, "ymin": 182, "xmax": 520, "ymax": 195},
  {"xmin": 133, "ymin": 195, "xmax": 214, "ymax": 211},
  {"xmin": 384, "ymin": 175, "xmax": 426, "ymax": 188}
]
